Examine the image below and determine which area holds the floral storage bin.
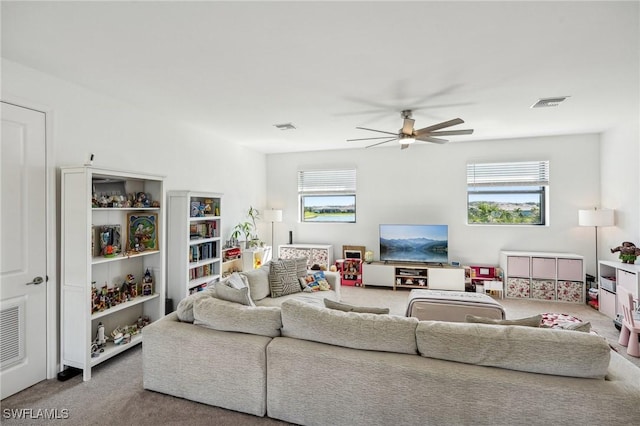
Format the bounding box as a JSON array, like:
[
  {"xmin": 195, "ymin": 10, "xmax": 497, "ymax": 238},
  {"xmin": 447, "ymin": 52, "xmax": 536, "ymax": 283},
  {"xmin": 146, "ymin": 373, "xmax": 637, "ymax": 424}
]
[
  {"xmin": 556, "ymin": 281, "xmax": 584, "ymax": 303},
  {"xmin": 278, "ymin": 244, "xmax": 333, "ymax": 270},
  {"xmin": 506, "ymin": 277, "xmax": 530, "ymax": 298},
  {"xmin": 531, "ymin": 279, "xmax": 556, "ymax": 300}
]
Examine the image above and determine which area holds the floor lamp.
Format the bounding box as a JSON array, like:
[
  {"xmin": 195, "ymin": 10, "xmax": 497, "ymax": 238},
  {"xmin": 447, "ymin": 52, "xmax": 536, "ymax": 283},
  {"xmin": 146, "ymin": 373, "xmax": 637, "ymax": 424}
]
[
  {"xmin": 262, "ymin": 209, "xmax": 283, "ymax": 256},
  {"xmin": 578, "ymin": 208, "xmax": 614, "ymax": 282}
]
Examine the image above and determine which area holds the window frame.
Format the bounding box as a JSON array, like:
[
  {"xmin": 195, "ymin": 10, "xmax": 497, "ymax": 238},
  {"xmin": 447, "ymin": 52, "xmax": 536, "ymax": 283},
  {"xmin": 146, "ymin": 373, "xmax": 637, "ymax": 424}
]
[
  {"xmin": 466, "ymin": 161, "xmax": 549, "ymax": 226},
  {"xmin": 297, "ymin": 169, "xmax": 357, "ymax": 223}
]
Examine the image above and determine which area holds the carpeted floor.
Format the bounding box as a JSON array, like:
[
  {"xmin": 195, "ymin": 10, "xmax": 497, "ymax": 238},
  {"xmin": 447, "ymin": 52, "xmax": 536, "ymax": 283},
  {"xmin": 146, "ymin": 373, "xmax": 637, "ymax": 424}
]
[{"xmin": 2, "ymin": 286, "xmax": 637, "ymax": 425}]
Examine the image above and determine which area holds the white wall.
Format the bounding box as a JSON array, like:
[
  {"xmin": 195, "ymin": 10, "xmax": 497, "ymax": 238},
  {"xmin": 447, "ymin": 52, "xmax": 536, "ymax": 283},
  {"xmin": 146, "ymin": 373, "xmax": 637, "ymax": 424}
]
[
  {"xmin": 600, "ymin": 121, "xmax": 640, "ymax": 264},
  {"xmin": 2, "ymin": 59, "xmax": 267, "ymax": 240},
  {"xmin": 267, "ymin": 134, "xmax": 603, "ymax": 273},
  {"xmin": 2, "ymin": 59, "xmax": 267, "ymax": 376}
]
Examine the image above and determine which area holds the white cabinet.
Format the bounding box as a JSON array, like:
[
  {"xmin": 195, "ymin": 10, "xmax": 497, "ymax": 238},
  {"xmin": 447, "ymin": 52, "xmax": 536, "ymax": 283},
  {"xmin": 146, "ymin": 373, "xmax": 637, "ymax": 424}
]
[
  {"xmin": 221, "ymin": 246, "xmax": 272, "ymax": 280},
  {"xmin": 60, "ymin": 166, "xmax": 165, "ymax": 381},
  {"xmin": 598, "ymin": 260, "xmax": 640, "ymax": 319},
  {"xmin": 500, "ymin": 251, "xmax": 585, "ymax": 303},
  {"xmin": 362, "ymin": 262, "xmax": 395, "ymax": 287},
  {"xmin": 167, "ymin": 191, "xmax": 222, "ymax": 304},
  {"xmin": 242, "ymin": 246, "xmax": 273, "ymax": 270},
  {"xmin": 278, "ymin": 244, "xmax": 333, "ymax": 270},
  {"xmin": 361, "ymin": 262, "xmax": 464, "ymax": 291}
]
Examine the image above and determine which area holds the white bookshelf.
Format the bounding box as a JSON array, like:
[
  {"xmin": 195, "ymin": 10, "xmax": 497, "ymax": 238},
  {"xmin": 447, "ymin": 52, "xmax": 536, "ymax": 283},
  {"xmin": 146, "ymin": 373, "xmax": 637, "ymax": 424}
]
[
  {"xmin": 167, "ymin": 191, "xmax": 223, "ymax": 305},
  {"xmin": 60, "ymin": 166, "xmax": 166, "ymax": 381}
]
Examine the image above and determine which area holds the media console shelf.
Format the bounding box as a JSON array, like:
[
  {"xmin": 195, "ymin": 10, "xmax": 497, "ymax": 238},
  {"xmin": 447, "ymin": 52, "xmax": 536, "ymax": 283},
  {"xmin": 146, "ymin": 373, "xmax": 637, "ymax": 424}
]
[{"xmin": 362, "ymin": 262, "xmax": 464, "ymax": 291}]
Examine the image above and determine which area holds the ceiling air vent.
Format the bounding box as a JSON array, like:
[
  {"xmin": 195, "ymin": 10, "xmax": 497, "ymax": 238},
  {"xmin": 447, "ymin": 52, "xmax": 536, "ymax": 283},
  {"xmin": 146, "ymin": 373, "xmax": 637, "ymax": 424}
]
[
  {"xmin": 273, "ymin": 123, "xmax": 296, "ymax": 130},
  {"xmin": 531, "ymin": 96, "xmax": 569, "ymax": 108}
]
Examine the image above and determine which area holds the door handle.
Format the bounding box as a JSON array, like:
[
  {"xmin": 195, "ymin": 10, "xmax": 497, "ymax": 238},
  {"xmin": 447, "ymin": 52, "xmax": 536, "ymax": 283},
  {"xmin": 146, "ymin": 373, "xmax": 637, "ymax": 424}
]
[{"xmin": 26, "ymin": 276, "xmax": 44, "ymax": 285}]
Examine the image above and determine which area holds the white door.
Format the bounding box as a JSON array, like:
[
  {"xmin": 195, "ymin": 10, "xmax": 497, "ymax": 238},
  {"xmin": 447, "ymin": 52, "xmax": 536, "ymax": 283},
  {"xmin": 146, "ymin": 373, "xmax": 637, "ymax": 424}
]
[{"xmin": 0, "ymin": 102, "xmax": 47, "ymax": 399}]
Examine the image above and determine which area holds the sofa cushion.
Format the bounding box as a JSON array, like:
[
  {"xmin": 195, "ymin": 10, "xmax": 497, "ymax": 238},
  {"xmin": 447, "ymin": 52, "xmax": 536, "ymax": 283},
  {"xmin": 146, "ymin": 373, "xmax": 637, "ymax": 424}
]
[
  {"xmin": 415, "ymin": 321, "xmax": 610, "ymax": 379},
  {"xmin": 465, "ymin": 314, "xmax": 541, "ymax": 327},
  {"xmin": 175, "ymin": 288, "xmax": 217, "ymax": 323},
  {"xmin": 214, "ymin": 281, "xmax": 254, "ymax": 306},
  {"xmin": 281, "ymin": 299, "xmax": 418, "ymax": 354},
  {"xmin": 324, "ymin": 298, "xmax": 390, "ymax": 314},
  {"xmin": 193, "ymin": 297, "xmax": 282, "ymax": 337},
  {"xmin": 269, "ymin": 259, "xmax": 303, "ymax": 298},
  {"xmin": 240, "ymin": 263, "xmax": 271, "ymax": 301}
]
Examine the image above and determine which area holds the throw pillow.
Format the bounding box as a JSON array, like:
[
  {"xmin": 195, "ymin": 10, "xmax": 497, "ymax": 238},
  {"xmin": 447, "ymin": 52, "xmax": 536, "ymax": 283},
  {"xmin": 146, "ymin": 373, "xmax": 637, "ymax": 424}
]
[
  {"xmin": 294, "ymin": 257, "xmax": 308, "ymax": 278},
  {"xmin": 240, "ymin": 264, "xmax": 270, "ymax": 301},
  {"xmin": 269, "ymin": 259, "xmax": 303, "ymax": 298},
  {"xmin": 555, "ymin": 321, "xmax": 592, "ymax": 333},
  {"xmin": 324, "ymin": 298, "xmax": 390, "ymax": 315},
  {"xmin": 214, "ymin": 281, "xmax": 254, "ymax": 306},
  {"xmin": 465, "ymin": 314, "xmax": 542, "ymax": 327},
  {"xmin": 298, "ymin": 271, "xmax": 331, "ymax": 292},
  {"xmin": 313, "ymin": 271, "xmax": 331, "ymax": 290},
  {"xmin": 226, "ymin": 271, "xmax": 249, "ymax": 289}
]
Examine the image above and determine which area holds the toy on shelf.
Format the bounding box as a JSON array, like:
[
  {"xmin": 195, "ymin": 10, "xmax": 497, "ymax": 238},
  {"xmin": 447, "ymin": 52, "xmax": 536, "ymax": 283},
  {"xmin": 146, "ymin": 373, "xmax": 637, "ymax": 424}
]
[{"xmin": 611, "ymin": 241, "xmax": 640, "ymax": 264}]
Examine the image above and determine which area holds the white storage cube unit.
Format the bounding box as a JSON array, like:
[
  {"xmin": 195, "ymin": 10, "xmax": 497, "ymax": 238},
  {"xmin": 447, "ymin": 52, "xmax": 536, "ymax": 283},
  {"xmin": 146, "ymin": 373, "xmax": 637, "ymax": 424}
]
[
  {"xmin": 500, "ymin": 251, "xmax": 584, "ymax": 303},
  {"xmin": 598, "ymin": 260, "xmax": 640, "ymax": 319}
]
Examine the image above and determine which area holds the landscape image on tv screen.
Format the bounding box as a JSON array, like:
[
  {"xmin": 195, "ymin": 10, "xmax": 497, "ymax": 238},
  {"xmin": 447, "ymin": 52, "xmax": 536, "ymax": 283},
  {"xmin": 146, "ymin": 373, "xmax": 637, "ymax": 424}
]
[{"xmin": 379, "ymin": 224, "xmax": 448, "ymax": 263}]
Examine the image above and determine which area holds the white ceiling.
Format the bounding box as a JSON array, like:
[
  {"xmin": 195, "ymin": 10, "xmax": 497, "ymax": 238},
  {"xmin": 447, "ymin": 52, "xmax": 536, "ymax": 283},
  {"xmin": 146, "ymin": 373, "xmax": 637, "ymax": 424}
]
[{"xmin": 2, "ymin": 1, "xmax": 638, "ymax": 154}]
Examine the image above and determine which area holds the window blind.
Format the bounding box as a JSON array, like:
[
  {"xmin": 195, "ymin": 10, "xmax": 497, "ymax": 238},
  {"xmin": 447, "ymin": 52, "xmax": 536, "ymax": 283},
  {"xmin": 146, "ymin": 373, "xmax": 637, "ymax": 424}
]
[
  {"xmin": 467, "ymin": 161, "xmax": 549, "ymax": 187},
  {"xmin": 297, "ymin": 169, "xmax": 356, "ymax": 194}
]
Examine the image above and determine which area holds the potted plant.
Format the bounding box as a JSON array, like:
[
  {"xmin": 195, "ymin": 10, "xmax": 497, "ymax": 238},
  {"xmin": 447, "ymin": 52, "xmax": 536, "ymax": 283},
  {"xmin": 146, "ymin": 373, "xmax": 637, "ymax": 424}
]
[{"xmin": 231, "ymin": 206, "xmax": 262, "ymax": 249}]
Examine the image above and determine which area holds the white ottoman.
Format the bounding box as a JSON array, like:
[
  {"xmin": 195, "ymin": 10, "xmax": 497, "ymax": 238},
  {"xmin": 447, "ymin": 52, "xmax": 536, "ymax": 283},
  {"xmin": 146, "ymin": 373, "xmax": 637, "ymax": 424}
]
[{"xmin": 406, "ymin": 289, "xmax": 505, "ymax": 322}]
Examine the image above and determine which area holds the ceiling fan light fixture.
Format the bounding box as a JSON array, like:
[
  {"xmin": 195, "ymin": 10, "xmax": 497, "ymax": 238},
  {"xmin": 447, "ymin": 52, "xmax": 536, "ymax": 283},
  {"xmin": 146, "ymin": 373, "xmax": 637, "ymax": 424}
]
[{"xmin": 400, "ymin": 135, "xmax": 416, "ymax": 144}]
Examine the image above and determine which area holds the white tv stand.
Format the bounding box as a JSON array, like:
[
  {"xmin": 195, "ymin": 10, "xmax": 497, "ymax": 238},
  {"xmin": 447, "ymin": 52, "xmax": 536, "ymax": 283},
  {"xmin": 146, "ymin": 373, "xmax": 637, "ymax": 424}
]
[{"xmin": 362, "ymin": 261, "xmax": 465, "ymax": 291}]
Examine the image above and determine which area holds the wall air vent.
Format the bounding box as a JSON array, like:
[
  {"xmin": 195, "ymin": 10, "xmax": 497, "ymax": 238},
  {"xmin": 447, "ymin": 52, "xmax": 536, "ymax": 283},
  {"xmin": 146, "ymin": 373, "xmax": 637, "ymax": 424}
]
[
  {"xmin": 531, "ymin": 96, "xmax": 569, "ymax": 108},
  {"xmin": 273, "ymin": 123, "xmax": 296, "ymax": 130}
]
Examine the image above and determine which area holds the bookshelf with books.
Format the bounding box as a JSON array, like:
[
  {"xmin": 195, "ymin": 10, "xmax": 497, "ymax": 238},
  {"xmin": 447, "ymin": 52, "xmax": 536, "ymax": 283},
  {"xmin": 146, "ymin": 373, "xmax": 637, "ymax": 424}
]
[{"xmin": 167, "ymin": 191, "xmax": 223, "ymax": 304}]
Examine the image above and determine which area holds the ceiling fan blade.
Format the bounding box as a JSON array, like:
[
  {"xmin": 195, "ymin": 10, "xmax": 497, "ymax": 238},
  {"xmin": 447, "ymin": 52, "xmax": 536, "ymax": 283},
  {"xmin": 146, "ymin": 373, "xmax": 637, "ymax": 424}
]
[
  {"xmin": 355, "ymin": 127, "xmax": 398, "ymax": 136},
  {"xmin": 366, "ymin": 138, "xmax": 397, "ymax": 148},
  {"xmin": 401, "ymin": 118, "xmax": 415, "ymax": 135},
  {"xmin": 416, "ymin": 135, "xmax": 449, "ymax": 144},
  {"xmin": 347, "ymin": 136, "xmax": 402, "ymax": 142},
  {"xmin": 401, "ymin": 144, "xmax": 410, "ymax": 150},
  {"xmin": 415, "ymin": 118, "xmax": 464, "ymax": 136},
  {"xmin": 429, "ymin": 129, "xmax": 474, "ymax": 136}
]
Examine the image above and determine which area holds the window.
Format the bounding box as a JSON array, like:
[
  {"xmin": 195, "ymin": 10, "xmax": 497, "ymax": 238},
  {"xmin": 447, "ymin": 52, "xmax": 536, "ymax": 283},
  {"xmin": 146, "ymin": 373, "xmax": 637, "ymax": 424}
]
[
  {"xmin": 466, "ymin": 161, "xmax": 549, "ymax": 225},
  {"xmin": 297, "ymin": 169, "xmax": 356, "ymax": 223}
]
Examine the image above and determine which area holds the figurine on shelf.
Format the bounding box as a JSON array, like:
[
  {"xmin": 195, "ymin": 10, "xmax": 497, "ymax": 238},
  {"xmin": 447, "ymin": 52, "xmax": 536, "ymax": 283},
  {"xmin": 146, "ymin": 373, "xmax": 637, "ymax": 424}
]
[
  {"xmin": 611, "ymin": 241, "xmax": 640, "ymax": 264},
  {"xmin": 95, "ymin": 322, "xmax": 106, "ymax": 351},
  {"xmin": 98, "ymin": 195, "xmax": 109, "ymax": 208},
  {"xmin": 121, "ymin": 273, "xmax": 135, "ymax": 301},
  {"xmin": 142, "ymin": 269, "xmax": 153, "ymax": 295},
  {"xmin": 91, "ymin": 282, "xmax": 99, "ymax": 313}
]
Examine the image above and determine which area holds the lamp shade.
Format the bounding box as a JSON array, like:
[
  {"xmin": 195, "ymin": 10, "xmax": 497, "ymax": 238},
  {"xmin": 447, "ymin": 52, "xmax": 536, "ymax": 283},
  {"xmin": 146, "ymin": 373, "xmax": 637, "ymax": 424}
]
[
  {"xmin": 578, "ymin": 208, "xmax": 614, "ymax": 227},
  {"xmin": 263, "ymin": 209, "xmax": 283, "ymax": 223}
]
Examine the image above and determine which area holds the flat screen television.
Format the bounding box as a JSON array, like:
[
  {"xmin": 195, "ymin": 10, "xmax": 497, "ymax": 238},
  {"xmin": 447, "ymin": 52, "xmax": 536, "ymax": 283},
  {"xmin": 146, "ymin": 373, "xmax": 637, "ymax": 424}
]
[{"xmin": 379, "ymin": 224, "xmax": 448, "ymax": 264}]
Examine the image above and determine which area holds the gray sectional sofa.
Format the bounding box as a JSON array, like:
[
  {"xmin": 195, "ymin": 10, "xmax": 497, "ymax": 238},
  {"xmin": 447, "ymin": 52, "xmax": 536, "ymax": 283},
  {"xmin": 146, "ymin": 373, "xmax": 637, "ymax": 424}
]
[{"xmin": 143, "ymin": 273, "xmax": 640, "ymax": 426}]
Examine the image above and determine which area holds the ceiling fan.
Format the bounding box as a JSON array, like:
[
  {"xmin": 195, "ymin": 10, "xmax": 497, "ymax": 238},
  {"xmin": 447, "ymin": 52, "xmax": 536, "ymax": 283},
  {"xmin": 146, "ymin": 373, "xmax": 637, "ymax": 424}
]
[{"xmin": 347, "ymin": 110, "xmax": 474, "ymax": 150}]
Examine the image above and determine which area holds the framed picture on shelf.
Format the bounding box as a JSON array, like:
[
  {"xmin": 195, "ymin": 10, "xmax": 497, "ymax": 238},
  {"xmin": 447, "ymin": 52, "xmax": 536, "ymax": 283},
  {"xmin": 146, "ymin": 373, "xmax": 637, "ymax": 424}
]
[
  {"xmin": 127, "ymin": 213, "xmax": 158, "ymax": 252},
  {"xmin": 92, "ymin": 224, "xmax": 122, "ymax": 257},
  {"xmin": 342, "ymin": 245, "xmax": 365, "ymax": 260}
]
